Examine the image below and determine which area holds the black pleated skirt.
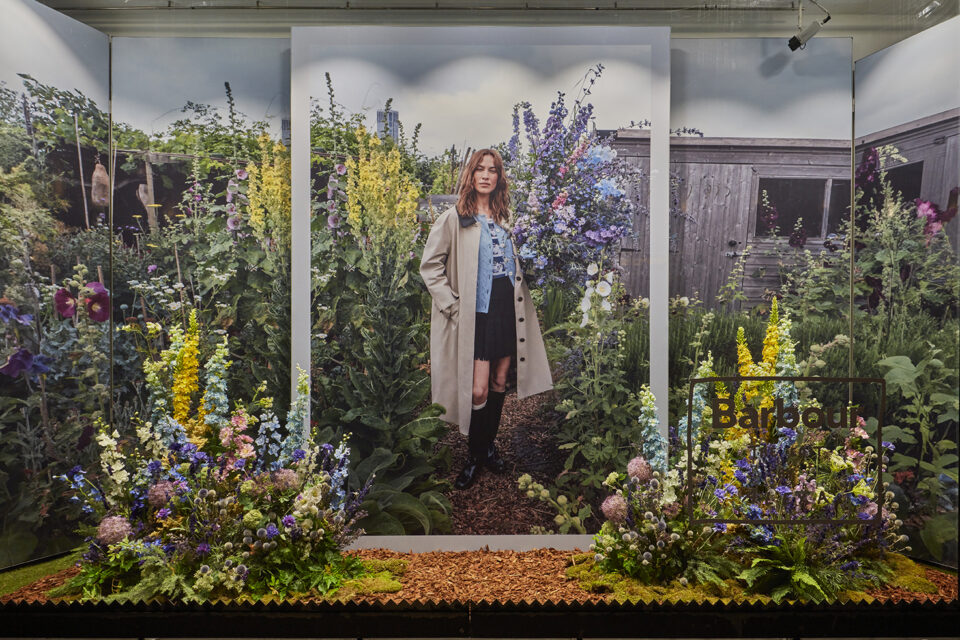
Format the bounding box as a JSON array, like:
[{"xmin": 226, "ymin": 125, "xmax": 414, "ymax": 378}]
[{"xmin": 474, "ymin": 276, "xmax": 517, "ymax": 362}]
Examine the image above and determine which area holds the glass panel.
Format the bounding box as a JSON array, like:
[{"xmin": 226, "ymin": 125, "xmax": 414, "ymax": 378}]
[
  {"xmin": 854, "ymin": 17, "xmax": 959, "ymax": 567},
  {"xmin": 827, "ymin": 178, "xmax": 851, "ymax": 236},
  {"xmin": 0, "ymin": 0, "xmax": 110, "ymax": 569}
]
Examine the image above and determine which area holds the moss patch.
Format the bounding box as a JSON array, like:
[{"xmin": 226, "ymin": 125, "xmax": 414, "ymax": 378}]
[
  {"xmin": 565, "ymin": 556, "xmax": 754, "ymax": 604},
  {"xmin": 334, "ymin": 558, "xmax": 408, "ymax": 599},
  {"xmin": 884, "ymin": 553, "xmax": 939, "ymax": 594},
  {"xmin": 0, "ymin": 552, "xmax": 80, "ymax": 598}
]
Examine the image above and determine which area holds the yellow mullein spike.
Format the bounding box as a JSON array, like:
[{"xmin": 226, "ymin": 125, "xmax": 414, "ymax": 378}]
[
  {"xmin": 173, "ymin": 309, "xmax": 201, "ymax": 430},
  {"xmin": 761, "ymin": 298, "xmax": 780, "ymax": 370}
]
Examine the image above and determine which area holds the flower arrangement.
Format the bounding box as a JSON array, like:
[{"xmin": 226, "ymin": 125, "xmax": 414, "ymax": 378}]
[
  {"xmin": 56, "ymin": 316, "xmax": 370, "ymax": 601},
  {"xmin": 506, "ymin": 65, "xmax": 641, "ymax": 287},
  {"xmin": 591, "ymin": 301, "xmax": 912, "ymax": 602}
]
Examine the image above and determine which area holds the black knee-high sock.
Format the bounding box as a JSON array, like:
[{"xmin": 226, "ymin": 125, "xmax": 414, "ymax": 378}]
[
  {"xmin": 467, "ymin": 405, "xmax": 488, "ymax": 459},
  {"xmin": 485, "ymin": 390, "xmax": 506, "ymax": 447}
]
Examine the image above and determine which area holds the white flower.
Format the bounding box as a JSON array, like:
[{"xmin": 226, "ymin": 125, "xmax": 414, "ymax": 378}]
[
  {"xmin": 580, "ymin": 288, "xmax": 594, "ymax": 312},
  {"xmin": 604, "ymin": 272, "xmax": 615, "ymax": 284},
  {"xmin": 596, "ymin": 281, "xmax": 612, "ymax": 297},
  {"xmin": 679, "ymin": 296, "xmax": 690, "ymax": 306},
  {"xmin": 580, "ymin": 312, "xmax": 589, "ymax": 328},
  {"xmin": 587, "ymin": 263, "xmax": 599, "ymax": 276},
  {"xmin": 601, "ymin": 299, "xmax": 612, "ymax": 311}
]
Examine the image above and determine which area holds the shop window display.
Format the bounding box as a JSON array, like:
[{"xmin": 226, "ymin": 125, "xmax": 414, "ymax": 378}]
[{"xmin": 0, "ymin": 0, "xmax": 956, "ymax": 623}]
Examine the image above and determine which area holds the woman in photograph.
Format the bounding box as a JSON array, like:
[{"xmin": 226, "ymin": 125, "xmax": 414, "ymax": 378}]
[{"xmin": 420, "ymin": 149, "xmax": 553, "ymax": 490}]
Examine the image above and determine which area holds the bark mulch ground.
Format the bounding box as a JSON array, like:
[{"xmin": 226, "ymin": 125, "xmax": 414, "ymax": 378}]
[
  {"xmin": 439, "ymin": 390, "xmax": 568, "ymax": 535},
  {"xmin": 2, "ymin": 549, "xmax": 956, "ymax": 605}
]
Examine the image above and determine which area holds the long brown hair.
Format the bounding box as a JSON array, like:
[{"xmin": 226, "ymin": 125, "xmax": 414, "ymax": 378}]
[{"xmin": 457, "ymin": 149, "xmax": 511, "ymax": 225}]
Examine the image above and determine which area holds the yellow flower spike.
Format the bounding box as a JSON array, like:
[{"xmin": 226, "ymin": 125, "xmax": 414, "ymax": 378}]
[
  {"xmin": 172, "ymin": 309, "xmax": 201, "ymax": 434},
  {"xmin": 761, "ymin": 298, "xmax": 780, "ymax": 369}
]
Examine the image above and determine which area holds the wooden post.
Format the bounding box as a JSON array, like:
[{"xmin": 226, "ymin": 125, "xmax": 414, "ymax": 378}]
[{"xmin": 74, "ymin": 113, "xmax": 90, "ymax": 230}]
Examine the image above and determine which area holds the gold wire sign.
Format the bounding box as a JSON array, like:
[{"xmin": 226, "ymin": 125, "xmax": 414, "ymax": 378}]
[{"xmin": 685, "ymin": 376, "xmax": 886, "ymax": 527}]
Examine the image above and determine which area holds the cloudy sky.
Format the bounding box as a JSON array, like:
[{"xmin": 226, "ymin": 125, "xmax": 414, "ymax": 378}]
[
  {"xmin": 303, "ymin": 31, "xmax": 655, "ymax": 157},
  {"xmin": 112, "ymin": 37, "xmax": 291, "ymax": 138},
  {"xmin": 855, "ymin": 15, "xmax": 959, "ymax": 137},
  {"xmin": 670, "ymin": 37, "xmax": 853, "ymax": 139},
  {"xmin": 1, "ymin": 0, "xmax": 108, "ymax": 109}
]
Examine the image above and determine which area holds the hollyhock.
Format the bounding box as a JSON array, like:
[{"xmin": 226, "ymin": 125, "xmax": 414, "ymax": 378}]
[
  {"xmin": 54, "ymin": 288, "xmax": 77, "ymax": 318},
  {"xmin": 84, "ymin": 282, "xmax": 110, "ymax": 322}
]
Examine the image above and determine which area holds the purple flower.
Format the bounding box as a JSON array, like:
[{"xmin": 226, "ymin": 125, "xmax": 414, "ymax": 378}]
[
  {"xmin": 54, "ymin": 289, "xmax": 77, "ymax": 318},
  {"xmin": 1, "ymin": 303, "xmax": 33, "ymax": 325},
  {"xmin": 146, "ymin": 460, "xmax": 163, "ymax": 476},
  {"xmin": 265, "ymin": 523, "xmax": 280, "ymax": 539},
  {"xmin": 236, "ymin": 168, "xmax": 248, "ymax": 180},
  {"xmin": 234, "ymin": 459, "xmax": 246, "ymax": 470},
  {"xmin": 327, "ymin": 213, "xmax": 341, "ymax": 229},
  {"xmin": 156, "ymin": 507, "xmax": 171, "ymax": 519},
  {"xmin": 83, "ymin": 282, "xmax": 110, "ymax": 323},
  {"xmin": 775, "ymin": 485, "xmax": 792, "ymax": 495},
  {"xmin": 0, "ymin": 348, "xmax": 34, "ymax": 378},
  {"xmin": 335, "ymin": 163, "xmax": 347, "ymax": 175},
  {"xmin": 227, "ymin": 215, "xmax": 240, "ymax": 231},
  {"xmin": 147, "ymin": 264, "xmax": 158, "ymax": 274},
  {"xmin": 291, "ymin": 448, "xmax": 306, "ymax": 462},
  {"xmin": 282, "ymin": 515, "xmax": 296, "ymax": 528},
  {"xmin": 714, "ymin": 488, "xmax": 727, "ymax": 501},
  {"xmin": 196, "ymin": 542, "xmax": 211, "ymax": 555}
]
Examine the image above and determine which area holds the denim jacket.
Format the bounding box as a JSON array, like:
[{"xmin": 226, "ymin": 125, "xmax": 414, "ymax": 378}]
[{"xmin": 475, "ymin": 214, "xmax": 516, "ymax": 313}]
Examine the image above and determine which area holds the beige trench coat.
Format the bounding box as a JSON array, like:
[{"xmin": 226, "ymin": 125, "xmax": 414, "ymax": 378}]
[{"xmin": 420, "ymin": 205, "xmax": 553, "ymax": 435}]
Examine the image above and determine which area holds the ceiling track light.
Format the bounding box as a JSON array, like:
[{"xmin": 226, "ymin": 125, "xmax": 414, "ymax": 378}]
[{"xmin": 788, "ymin": 0, "xmax": 831, "ymax": 52}]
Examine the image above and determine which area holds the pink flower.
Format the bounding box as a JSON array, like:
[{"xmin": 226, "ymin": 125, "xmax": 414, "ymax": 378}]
[
  {"xmin": 335, "ymin": 163, "xmax": 347, "ymax": 175},
  {"xmin": 272, "ymin": 468, "xmax": 299, "ymax": 490},
  {"xmin": 54, "ymin": 288, "xmax": 76, "ymax": 318},
  {"xmin": 147, "ymin": 480, "xmax": 178, "ymax": 507},
  {"xmin": 147, "ymin": 264, "xmax": 158, "ymax": 274},
  {"xmin": 601, "ymin": 494, "xmax": 628, "ymax": 524},
  {"xmin": 236, "ymin": 168, "xmax": 248, "ymax": 180},
  {"xmin": 626, "ymin": 456, "xmax": 653, "ymax": 483},
  {"xmin": 97, "ymin": 515, "xmax": 133, "ymax": 545}
]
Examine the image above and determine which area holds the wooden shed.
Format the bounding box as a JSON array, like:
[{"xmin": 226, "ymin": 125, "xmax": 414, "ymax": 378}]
[
  {"xmin": 855, "ymin": 108, "xmax": 960, "ymax": 253},
  {"xmin": 616, "ymin": 130, "xmax": 851, "ymax": 309}
]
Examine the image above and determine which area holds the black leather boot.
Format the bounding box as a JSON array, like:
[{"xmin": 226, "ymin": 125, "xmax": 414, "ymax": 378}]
[
  {"xmin": 484, "ymin": 390, "xmax": 507, "ymax": 473},
  {"xmin": 455, "ymin": 405, "xmax": 488, "ymax": 490}
]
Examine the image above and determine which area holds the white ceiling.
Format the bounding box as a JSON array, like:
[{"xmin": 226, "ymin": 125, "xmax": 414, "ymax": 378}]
[{"xmin": 35, "ymin": 0, "xmax": 959, "ymax": 59}]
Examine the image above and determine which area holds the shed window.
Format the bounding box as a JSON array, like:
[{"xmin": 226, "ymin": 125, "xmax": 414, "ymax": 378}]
[
  {"xmin": 755, "ymin": 177, "xmax": 851, "ymax": 239},
  {"xmin": 884, "ymin": 161, "xmax": 924, "ymax": 203}
]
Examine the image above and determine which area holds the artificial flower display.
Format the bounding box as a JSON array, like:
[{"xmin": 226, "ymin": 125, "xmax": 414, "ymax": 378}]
[
  {"xmin": 589, "ymin": 301, "xmax": 912, "ymax": 602},
  {"xmin": 55, "ymin": 314, "xmax": 370, "ymax": 601}
]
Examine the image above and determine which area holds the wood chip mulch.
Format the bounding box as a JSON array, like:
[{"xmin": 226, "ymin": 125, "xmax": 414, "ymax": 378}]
[
  {"xmin": 864, "ymin": 565, "xmax": 959, "ymax": 603},
  {"xmin": 2, "ymin": 550, "xmax": 956, "ymax": 606},
  {"xmin": 438, "ymin": 390, "xmax": 568, "ymax": 535}
]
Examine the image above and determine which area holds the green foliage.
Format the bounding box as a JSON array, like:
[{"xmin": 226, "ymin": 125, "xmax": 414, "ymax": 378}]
[
  {"xmin": 312, "ymin": 215, "xmax": 451, "ymax": 535},
  {"xmin": 877, "ymin": 349, "xmax": 958, "ymax": 561},
  {"xmin": 737, "ymin": 533, "xmax": 862, "ymax": 604},
  {"xmin": 518, "ymin": 474, "xmax": 589, "ymax": 534}
]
